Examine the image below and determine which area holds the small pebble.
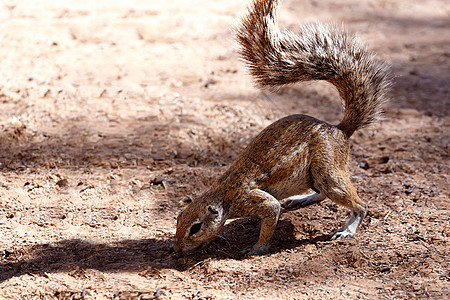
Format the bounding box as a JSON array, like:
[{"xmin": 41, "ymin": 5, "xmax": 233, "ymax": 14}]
[
  {"xmin": 380, "ymin": 266, "xmax": 391, "ymax": 273},
  {"xmin": 358, "ymin": 162, "xmax": 369, "ymax": 170},
  {"xmin": 405, "ymin": 185, "xmax": 416, "ymax": 195},
  {"xmin": 56, "ymin": 178, "xmax": 68, "ymax": 188},
  {"xmin": 154, "ymin": 287, "xmax": 162, "ymax": 298}
]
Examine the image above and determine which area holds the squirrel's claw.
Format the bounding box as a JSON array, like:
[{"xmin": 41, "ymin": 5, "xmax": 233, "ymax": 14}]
[
  {"xmin": 241, "ymin": 244, "xmax": 270, "ymax": 256},
  {"xmin": 330, "ymin": 230, "xmax": 355, "ymax": 240}
]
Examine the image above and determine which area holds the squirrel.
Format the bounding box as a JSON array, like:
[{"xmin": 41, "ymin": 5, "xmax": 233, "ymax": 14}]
[{"xmin": 172, "ymin": 0, "xmax": 392, "ymax": 255}]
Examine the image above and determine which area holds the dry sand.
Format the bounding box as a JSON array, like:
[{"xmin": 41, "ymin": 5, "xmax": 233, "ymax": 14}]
[{"xmin": 0, "ymin": 0, "xmax": 448, "ymax": 299}]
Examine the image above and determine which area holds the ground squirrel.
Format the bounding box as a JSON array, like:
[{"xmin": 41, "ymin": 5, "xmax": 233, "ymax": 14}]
[{"xmin": 172, "ymin": 0, "xmax": 392, "ymax": 255}]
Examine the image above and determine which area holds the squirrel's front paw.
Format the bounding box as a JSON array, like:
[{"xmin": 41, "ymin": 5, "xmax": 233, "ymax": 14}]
[{"xmin": 241, "ymin": 244, "xmax": 270, "ymax": 256}]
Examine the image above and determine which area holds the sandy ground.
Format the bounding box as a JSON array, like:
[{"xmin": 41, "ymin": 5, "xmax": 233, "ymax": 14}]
[{"xmin": 0, "ymin": 0, "xmax": 448, "ymax": 299}]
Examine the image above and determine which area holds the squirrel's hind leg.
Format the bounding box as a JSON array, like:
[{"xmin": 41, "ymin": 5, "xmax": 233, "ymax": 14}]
[
  {"xmin": 312, "ymin": 166, "xmax": 367, "ymax": 240},
  {"xmin": 281, "ymin": 192, "xmax": 326, "ymax": 211},
  {"xmin": 330, "ymin": 205, "xmax": 367, "ymax": 240}
]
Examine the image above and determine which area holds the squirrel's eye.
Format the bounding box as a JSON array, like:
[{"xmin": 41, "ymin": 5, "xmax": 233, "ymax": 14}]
[{"xmin": 189, "ymin": 222, "xmax": 202, "ymax": 236}]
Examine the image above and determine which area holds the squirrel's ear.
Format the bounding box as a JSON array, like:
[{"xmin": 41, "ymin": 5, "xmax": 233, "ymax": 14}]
[{"xmin": 208, "ymin": 205, "xmax": 219, "ymax": 215}]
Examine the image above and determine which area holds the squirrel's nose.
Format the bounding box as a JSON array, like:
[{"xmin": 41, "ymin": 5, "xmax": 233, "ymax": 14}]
[{"xmin": 170, "ymin": 239, "xmax": 182, "ymax": 254}]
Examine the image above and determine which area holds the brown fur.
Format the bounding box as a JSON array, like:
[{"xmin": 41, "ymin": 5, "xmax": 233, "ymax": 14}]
[{"xmin": 173, "ymin": 0, "xmax": 392, "ymax": 255}]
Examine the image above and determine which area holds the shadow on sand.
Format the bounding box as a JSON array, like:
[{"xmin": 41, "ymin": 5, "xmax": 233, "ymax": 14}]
[{"xmin": 0, "ymin": 217, "xmax": 330, "ymax": 283}]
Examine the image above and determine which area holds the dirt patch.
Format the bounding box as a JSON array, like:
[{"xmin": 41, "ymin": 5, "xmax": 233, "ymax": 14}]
[{"xmin": 0, "ymin": 0, "xmax": 448, "ymax": 299}]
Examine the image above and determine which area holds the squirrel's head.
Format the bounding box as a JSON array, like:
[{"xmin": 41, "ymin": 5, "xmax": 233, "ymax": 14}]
[{"xmin": 172, "ymin": 195, "xmax": 226, "ymax": 254}]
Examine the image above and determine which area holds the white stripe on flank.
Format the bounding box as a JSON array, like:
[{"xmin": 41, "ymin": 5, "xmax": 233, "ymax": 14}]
[{"xmin": 269, "ymin": 142, "xmax": 307, "ymax": 174}]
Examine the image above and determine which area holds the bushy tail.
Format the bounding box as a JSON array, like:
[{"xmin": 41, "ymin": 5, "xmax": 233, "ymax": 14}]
[{"xmin": 235, "ymin": 0, "xmax": 392, "ymax": 137}]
